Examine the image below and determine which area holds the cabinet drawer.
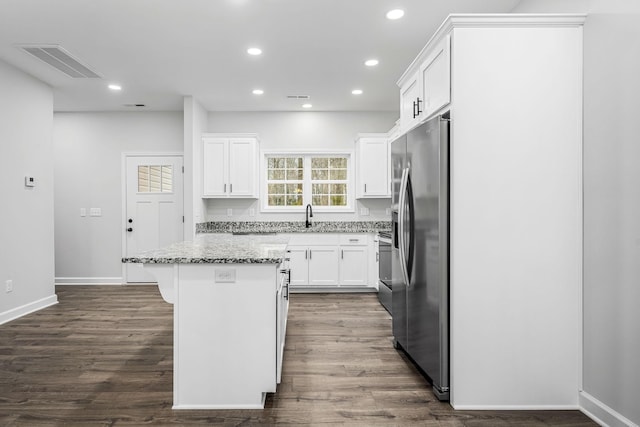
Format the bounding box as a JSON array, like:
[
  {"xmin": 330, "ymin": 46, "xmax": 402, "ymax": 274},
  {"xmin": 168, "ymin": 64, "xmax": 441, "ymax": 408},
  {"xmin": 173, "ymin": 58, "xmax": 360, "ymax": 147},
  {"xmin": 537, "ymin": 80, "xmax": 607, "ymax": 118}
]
[{"xmin": 339, "ymin": 235, "xmax": 367, "ymax": 246}]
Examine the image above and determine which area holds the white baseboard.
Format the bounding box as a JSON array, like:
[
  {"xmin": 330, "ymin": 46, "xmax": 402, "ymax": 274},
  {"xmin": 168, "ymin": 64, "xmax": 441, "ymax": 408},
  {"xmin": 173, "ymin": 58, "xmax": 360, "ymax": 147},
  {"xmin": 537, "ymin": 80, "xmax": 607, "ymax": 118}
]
[
  {"xmin": 55, "ymin": 277, "xmax": 124, "ymax": 285},
  {"xmin": 290, "ymin": 287, "xmax": 377, "ymax": 293},
  {"xmin": 451, "ymin": 404, "xmax": 579, "ymax": 410},
  {"xmin": 0, "ymin": 294, "xmax": 58, "ymax": 326},
  {"xmin": 580, "ymin": 390, "xmax": 638, "ymax": 427}
]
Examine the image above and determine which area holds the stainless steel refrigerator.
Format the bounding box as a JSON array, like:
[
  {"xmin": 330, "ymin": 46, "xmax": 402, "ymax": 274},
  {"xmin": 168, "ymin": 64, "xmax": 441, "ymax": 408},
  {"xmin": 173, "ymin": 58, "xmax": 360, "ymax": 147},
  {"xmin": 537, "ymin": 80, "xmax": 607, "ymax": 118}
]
[{"xmin": 391, "ymin": 113, "xmax": 450, "ymax": 401}]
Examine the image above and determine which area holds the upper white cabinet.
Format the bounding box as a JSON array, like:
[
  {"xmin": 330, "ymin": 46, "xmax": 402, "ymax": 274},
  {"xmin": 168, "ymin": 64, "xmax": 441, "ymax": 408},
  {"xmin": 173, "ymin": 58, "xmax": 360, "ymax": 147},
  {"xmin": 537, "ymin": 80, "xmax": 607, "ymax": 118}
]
[
  {"xmin": 355, "ymin": 134, "xmax": 390, "ymax": 198},
  {"xmin": 398, "ymin": 36, "xmax": 451, "ymax": 133},
  {"xmin": 420, "ymin": 35, "xmax": 451, "ymax": 120},
  {"xmin": 399, "ymin": 71, "xmax": 421, "ymax": 134},
  {"xmin": 202, "ymin": 134, "xmax": 259, "ymax": 198}
]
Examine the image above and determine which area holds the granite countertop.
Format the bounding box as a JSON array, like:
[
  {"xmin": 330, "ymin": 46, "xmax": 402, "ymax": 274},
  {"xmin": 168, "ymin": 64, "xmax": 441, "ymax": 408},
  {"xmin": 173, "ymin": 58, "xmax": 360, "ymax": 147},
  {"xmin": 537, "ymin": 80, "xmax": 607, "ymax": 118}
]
[
  {"xmin": 122, "ymin": 234, "xmax": 289, "ymax": 264},
  {"xmin": 196, "ymin": 220, "xmax": 391, "ymax": 234}
]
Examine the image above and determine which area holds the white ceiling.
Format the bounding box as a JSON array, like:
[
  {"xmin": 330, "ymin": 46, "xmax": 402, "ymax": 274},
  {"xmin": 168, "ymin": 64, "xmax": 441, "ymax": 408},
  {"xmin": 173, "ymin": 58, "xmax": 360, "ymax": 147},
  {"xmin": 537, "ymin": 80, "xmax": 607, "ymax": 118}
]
[{"xmin": 0, "ymin": 0, "xmax": 520, "ymax": 112}]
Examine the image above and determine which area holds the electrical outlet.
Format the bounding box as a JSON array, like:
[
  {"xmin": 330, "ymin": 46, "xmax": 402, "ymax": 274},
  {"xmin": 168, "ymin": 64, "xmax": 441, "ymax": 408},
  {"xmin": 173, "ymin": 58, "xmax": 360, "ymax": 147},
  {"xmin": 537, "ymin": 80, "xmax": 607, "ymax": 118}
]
[
  {"xmin": 215, "ymin": 269, "xmax": 236, "ymax": 283},
  {"xmin": 360, "ymin": 207, "xmax": 370, "ymax": 216},
  {"xmin": 227, "ymin": 208, "xmax": 233, "ymax": 217},
  {"xmin": 90, "ymin": 208, "xmax": 102, "ymax": 217},
  {"xmin": 386, "ymin": 208, "xmax": 391, "ymax": 216},
  {"xmin": 80, "ymin": 208, "xmax": 87, "ymax": 217},
  {"xmin": 5, "ymin": 280, "xmax": 13, "ymax": 293},
  {"xmin": 249, "ymin": 208, "xmax": 255, "ymax": 216}
]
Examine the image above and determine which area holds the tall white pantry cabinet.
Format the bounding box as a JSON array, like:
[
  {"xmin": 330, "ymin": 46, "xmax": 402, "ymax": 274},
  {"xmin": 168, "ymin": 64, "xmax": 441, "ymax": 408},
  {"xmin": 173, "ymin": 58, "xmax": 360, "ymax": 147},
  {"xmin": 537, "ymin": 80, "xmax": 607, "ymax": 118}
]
[{"xmin": 396, "ymin": 15, "xmax": 585, "ymax": 409}]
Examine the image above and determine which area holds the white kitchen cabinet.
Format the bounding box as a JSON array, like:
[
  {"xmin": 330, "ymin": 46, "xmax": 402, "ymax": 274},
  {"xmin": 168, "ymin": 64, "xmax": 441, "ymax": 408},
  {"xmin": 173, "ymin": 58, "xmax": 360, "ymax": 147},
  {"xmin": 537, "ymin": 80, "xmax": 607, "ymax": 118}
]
[
  {"xmin": 202, "ymin": 134, "xmax": 258, "ymax": 198},
  {"xmin": 286, "ymin": 245, "xmax": 309, "ymax": 287},
  {"xmin": 398, "ymin": 36, "xmax": 451, "ymax": 133},
  {"xmin": 395, "ymin": 14, "xmax": 586, "ymax": 410},
  {"xmin": 419, "ymin": 35, "xmax": 450, "ymax": 120},
  {"xmin": 142, "ymin": 261, "xmax": 286, "ymax": 409},
  {"xmin": 339, "ymin": 235, "xmax": 369, "ymax": 287},
  {"xmin": 399, "ymin": 70, "xmax": 421, "ymax": 133},
  {"xmin": 286, "ymin": 233, "xmax": 376, "ymax": 291},
  {"xmin": 276, "ymin": 263, "xmax": 289, "ymax": 384},
  {"xmin": 287, "ymin": 245, "xmax": 339, "ymax": 287},
  {"xmin": 308, "ymin": 246, "xmax": 340, "ymax": 286},
  {"xmin": 355, "ymin": 134, "xmax": 390, "ymax": 198}
]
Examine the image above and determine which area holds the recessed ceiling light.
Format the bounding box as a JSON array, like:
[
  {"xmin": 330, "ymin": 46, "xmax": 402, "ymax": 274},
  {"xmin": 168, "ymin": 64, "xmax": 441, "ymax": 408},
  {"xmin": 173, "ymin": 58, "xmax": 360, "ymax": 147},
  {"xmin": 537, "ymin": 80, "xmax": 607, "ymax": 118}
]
[
  {"xmin": 252, "ymin": 89, "xmax": 264, "ymax": 95},
  {"xmin": 302, "ymin": 103, "xmax": 312, "ymax": 109},
  {"xmin": 247, "ymin": 47, "xmax": 262, "ymax": 56},
  {"xmin": 365, "ymin": 59, "xmax": 379, "ymax": 67},
  {"xmin": 108, "ymin": 84, "xmax": 121, "ymax": 91},
  {"xmin": 386, "ymin": 9, "xmax": 405, "ymax": 20},
  {"xmin": 352, "ymin": 89, "xmax": 363, "ymax": 95}
]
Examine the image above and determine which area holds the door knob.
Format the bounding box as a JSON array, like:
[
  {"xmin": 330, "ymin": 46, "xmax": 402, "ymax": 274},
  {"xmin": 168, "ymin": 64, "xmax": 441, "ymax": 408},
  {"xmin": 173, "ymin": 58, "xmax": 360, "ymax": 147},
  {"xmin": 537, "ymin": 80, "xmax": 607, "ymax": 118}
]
[
  {"xmin": 128, "ymin": 218, "xmax": 133, "ymax": 223},
  {"xmin": 127, "ymin": 228, "xmax": 133, "ymax": 232}
]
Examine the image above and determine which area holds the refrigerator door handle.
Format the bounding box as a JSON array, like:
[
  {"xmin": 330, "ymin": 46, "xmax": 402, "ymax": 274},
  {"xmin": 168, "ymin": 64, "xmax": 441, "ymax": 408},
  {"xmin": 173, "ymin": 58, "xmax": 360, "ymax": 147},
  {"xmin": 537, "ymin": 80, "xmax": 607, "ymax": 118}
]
[
  {"xmin": 398, "ymin": 167, "xmax": 410, "ymax": 288},
  {"xmin": 405, "ymin": 171, "xmax": 415, "ymax": 285}
]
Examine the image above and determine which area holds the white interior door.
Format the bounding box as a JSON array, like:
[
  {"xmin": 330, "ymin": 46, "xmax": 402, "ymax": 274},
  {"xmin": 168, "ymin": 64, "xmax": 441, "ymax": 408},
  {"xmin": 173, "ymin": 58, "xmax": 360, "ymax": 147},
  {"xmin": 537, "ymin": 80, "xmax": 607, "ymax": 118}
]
[{"xmin": 125, "ymin": 155, "xmax": 183, "ymax": 283}]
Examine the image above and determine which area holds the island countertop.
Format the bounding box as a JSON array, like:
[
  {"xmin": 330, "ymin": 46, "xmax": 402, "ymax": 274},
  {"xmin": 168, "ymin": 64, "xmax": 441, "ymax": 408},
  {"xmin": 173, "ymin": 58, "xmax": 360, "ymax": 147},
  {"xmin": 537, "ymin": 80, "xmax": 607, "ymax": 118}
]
[{"xmin": 122, "ymin": 233, "xmax": 289, "ymax": 264}]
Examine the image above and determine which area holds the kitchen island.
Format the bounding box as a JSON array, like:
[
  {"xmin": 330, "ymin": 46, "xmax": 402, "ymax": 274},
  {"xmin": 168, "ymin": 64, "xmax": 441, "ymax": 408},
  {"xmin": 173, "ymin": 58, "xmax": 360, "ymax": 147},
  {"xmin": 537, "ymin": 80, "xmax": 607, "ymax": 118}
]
[{"xmin": 123, "ymin": 233, "xmax": 290, "ymax": 409}]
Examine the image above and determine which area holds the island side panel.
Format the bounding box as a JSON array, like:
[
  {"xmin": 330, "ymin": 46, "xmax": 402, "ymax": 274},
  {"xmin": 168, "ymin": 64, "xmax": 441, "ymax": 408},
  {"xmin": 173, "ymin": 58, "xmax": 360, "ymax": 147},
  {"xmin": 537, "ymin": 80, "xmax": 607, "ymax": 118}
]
[{"xmin": 174, "ymin": 263, "xmax": 278, "ymax": 409}]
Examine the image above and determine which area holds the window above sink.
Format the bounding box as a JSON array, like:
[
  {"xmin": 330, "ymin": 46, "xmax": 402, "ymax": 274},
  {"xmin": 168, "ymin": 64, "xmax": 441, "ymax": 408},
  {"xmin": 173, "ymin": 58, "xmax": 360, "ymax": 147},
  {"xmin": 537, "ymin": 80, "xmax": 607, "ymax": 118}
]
[{"xmin": 261, "ymin": 151, "xmax": 354, "ymax": 213}]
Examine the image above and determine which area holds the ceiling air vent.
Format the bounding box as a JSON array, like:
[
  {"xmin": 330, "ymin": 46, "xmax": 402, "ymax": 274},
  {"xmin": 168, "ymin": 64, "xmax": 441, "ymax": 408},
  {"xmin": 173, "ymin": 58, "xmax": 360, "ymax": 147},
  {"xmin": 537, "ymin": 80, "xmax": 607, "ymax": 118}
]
[
  {"xmin": 19, "ymin": 45, "xmax": 101, "ymax": 78},
  {"xmin": 286, "ymin": 95, "xmax": 310, "ymax": 99}
]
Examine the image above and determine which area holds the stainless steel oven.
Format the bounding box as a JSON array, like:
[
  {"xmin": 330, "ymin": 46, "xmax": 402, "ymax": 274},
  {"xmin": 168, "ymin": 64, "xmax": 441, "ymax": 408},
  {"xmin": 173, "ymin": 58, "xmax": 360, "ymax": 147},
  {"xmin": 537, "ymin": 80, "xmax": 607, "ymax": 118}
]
[{"xmin": 378, "ymin": 231, "xmax": 392, "ymax": 314}]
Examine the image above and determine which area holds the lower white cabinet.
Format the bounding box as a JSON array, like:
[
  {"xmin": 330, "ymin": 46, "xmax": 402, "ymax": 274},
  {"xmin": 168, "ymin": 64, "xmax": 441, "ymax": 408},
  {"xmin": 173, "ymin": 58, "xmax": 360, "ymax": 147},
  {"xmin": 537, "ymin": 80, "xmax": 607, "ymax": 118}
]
[
  {"xmin": 339, "ymin": 235, "xmax": 369, "ymax": 287},
  {"xmin": 308, "ymin": 246, "xmax": 340, "ymax": 286},
  {"xmin": 287, "ymin": 233, "xmax": 374, "ymax": 291},
  {"xmin": 276, "ymin": 264, "xmax": 289, "ymax": 384},
  {"xmin": 287, "ymin": 245, "xmax": 339, "ymax": 287}
]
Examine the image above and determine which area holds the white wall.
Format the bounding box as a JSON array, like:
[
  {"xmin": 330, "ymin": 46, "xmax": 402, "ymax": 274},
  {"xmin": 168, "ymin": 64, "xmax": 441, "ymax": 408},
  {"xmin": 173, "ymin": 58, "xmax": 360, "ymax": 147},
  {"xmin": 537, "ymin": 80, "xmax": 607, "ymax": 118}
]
[
  {"xmin": 511, "ymin": 1, "xmax": 640, "ymax": 425},
  {"xmin": 53, "ymin": 112, "xmax": 183, "ymax": 283},
  {"xmin": 184, "ymin": 97, "xmax": 208, "ymax": 239},
  {"xmin": 205, "ymin": 111, "xmax": 397, "ymax": 222},
  {"xmin": 0, "ymin": 60, "xmax": 57, "ymax": 323}
]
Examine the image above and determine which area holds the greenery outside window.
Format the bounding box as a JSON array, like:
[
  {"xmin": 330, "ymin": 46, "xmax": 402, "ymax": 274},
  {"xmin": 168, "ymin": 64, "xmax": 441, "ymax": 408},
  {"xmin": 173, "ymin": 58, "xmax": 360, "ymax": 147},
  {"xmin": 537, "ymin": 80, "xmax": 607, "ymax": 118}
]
[
  {"xmin": 311, "ymin": 157, "xmax": 348, "ymax": 207},
  {"xmin": 267, "ymin": 157, "xmax": 304, "ymax": 207},
  {"xmin": 264, "ymin": 153, "xmax": 352, "ymax": 211}
]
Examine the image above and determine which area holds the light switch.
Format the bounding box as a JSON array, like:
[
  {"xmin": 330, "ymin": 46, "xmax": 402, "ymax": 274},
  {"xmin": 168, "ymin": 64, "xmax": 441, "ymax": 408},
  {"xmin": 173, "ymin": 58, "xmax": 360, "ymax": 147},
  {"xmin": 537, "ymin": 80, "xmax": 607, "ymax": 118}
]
[
  {"xmin": 90, "ymin": 208, "xmax": 102, "ymax": 217},
  {"xmin": 80, "ymin": 208, "xmax": 87, "ymax": 217},
  {"xmin": 24, "ymin": 176, "xmax": 35, "ymax": 187}
]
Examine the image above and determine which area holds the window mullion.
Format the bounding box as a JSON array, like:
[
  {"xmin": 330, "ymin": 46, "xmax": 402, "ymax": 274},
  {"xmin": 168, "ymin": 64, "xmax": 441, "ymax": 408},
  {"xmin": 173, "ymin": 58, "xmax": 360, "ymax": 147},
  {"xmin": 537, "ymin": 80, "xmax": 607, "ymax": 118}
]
[{"xmin": 303, "ymin": 156, "xmax": 311, "ymax": 206}]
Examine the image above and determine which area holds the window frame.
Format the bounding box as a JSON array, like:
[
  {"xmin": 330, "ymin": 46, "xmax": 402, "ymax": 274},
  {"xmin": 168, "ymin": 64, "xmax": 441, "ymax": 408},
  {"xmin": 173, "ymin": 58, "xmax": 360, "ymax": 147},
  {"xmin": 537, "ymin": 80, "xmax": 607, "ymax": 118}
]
[{"xmin": 261, "ymin": 150, "xmax": 355, "ymax": 213}]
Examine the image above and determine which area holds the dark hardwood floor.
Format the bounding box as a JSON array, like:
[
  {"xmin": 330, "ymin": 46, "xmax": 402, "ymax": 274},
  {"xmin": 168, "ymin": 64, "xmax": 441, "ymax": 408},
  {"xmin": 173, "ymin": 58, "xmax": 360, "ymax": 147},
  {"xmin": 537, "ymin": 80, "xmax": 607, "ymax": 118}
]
[{"xmin": 0, "ymin": 286, "xmax": 597, "ymax": 426}]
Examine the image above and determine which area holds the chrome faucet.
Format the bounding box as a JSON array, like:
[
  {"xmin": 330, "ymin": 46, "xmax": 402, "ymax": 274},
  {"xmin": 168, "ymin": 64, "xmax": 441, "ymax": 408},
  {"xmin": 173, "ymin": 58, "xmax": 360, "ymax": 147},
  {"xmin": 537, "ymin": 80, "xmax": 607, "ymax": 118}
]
[{"xmin": 305, "ymin": 204, "xmax": 313, "ymax": 228}]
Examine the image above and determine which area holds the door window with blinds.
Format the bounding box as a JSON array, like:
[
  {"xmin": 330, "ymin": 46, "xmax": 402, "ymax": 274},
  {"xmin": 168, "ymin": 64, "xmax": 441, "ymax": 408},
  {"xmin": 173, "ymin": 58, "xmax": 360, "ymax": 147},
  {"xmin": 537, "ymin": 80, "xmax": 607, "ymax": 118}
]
[
  {"xmin": 138, "ymin": 165, "xmax": 173, "ymax": 193},
  {"xmin": 264, "ymin": 154, "xmax": 352, "ymax": 211}
]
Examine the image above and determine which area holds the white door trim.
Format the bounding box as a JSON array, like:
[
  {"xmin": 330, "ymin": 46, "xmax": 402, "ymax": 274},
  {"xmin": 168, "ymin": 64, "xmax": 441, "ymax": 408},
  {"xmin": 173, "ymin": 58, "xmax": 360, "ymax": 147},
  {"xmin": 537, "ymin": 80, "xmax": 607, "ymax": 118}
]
[{"xmin": 121, "ymin": 152, "xmax": 184, "ymax": 283}]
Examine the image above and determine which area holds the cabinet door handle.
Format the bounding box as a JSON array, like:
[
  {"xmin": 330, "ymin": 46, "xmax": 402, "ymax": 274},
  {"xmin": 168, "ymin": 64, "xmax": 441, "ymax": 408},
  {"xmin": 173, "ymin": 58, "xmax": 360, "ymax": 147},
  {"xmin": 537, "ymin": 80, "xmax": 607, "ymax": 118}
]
[
  {"xmin": 416, "ymin": 97, "xmax": 422, "ymax": 115},
  {"xmin": 230, "ymin": 183, "xmax": 233, "ymax": 193},
  {"xmin": 364, "ymin": 183, "xmax": 367, "ymax": 193},
  {"xmin": 412, "ymin": 100, "xmax": 417, "ymax": 119},
  {"xmin": 309, "ymin": 250, "xmax": 312, "ymax": 260},
  {"xmin": 305, "ymin": 249, "xmax": 308, "ymax": 259},
  {"xmin": 376, "ymin": 252, "xmax": 379, "ymax": 262},
  {"xmin": 224, "ymin": 183, "xmax": 226, "ymax": 193},
  {"xmin": 341, "ymin": 249, "xmax": 344, "ymax": 259}
]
